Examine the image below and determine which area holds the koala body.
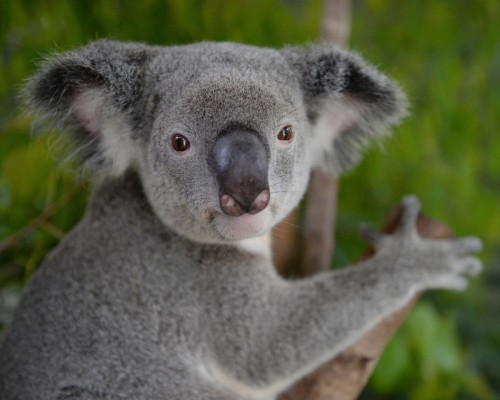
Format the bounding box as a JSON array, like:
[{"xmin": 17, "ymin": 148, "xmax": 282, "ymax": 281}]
[{"xmin": 0, "ymin": 41, "xmax": 482, "ymax": 400}]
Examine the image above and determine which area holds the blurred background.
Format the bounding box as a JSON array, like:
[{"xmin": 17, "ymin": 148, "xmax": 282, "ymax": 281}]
[{"xmin": 0, "ymin": 0, "xmax": 498, "ymax": 398}]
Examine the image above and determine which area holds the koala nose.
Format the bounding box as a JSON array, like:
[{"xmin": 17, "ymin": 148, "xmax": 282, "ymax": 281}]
[{"xmin": 210, "ymin": 129, "xmax": 270, "ymax": 217}]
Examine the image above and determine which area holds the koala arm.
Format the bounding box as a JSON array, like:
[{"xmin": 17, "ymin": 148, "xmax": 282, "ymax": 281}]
[{"xmin": 210, "ymin": 197, "xmax": 481, "ymax": 396}]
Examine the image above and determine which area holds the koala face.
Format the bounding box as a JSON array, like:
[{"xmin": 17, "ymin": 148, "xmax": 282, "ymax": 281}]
[
  {"xmin": 142, "ymin": 66, "xmax": 311, "ymax": 243},
  {"xmin": 25, "ymin": 40, "xmax": 406, "ymax": 244}
]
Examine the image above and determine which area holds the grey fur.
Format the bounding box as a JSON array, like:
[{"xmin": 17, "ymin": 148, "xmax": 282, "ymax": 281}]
[{"xmin": 0, "ymin": 40, "xmax": 480, "ymax": 400}]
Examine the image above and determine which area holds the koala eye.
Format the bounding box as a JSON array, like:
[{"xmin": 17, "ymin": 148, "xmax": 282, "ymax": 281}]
[
  {"xmin": 171, "ymin": 134, "xmax": 190, "ymax": 152},
  {"xmin": 277, "ymin": 125, "xmax": 294, "ymax": 142}
]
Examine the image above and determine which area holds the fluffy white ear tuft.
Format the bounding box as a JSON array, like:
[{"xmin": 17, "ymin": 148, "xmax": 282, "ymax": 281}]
[
  {"xmin": 71, "ymin": 88, "xmax": 104, "ymax": 136},
  {"xmin": 71, "ymin": 88, "xmax": 139, "ymax": 176},
  {"xmin": 310, "ymin": 95, "xmax": 364, "ymax": 172},
  {"xmin": 99, "ymin": 113, "xmax": 141, "ymax": 177}
]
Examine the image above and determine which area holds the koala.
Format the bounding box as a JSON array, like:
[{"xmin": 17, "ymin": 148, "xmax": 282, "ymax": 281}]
[{"xmin": 0, "ymin": 40, "xmax": 482, "ymax": 400}]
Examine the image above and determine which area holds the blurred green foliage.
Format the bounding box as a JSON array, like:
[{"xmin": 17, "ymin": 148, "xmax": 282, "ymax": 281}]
[{"xmin": 0, "ymin": 0, "xmax": 498, "ymax": 399}]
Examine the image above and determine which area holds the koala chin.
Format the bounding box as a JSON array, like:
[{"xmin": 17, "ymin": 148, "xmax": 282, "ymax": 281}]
[{"xmin": 0, "ymin": 40, "xmax": 482, "ymax": 400}]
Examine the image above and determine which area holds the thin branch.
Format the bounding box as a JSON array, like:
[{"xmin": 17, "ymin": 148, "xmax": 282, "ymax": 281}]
[
  {"xmin": 321, "ymin": 0, "xmax": 351, "ymax": 44},
  {"xmin": 298, "ymin": 0, "xmax": 350, "ymax": 276},
  {"xmin": 0, "ymin": 189, "xmax": 78, "ymax": 254},
  {"xmin": 299, "ymin": 171, "xmax": 339, "ymax": 276}
]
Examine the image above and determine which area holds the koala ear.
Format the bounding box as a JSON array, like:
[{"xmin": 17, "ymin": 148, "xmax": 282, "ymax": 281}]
[
  {"xmin": 283, "ymin": 44, "xmax": 408, "ymax": 174},
  {"xmin": 25, "ymin": 39, "xmax": 152, "ymax": 175}
]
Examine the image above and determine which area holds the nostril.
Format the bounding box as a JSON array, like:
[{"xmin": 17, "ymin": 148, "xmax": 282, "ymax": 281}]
[
  {"xmin": 248, "ymin": 189, "xmax": 270, "ymax": 215},
  {"xmin": 220, "ymin": 194, "xmax": 246, "ymax": 217},
  {"xmin": 219, "ymin": 189, "xmax": 270, "ymax": 217}
]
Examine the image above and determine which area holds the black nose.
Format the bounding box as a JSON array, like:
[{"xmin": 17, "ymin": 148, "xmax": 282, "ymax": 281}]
[{"xmin": 209, "ymin": 129, "xmax": 270, "ymax": 217}]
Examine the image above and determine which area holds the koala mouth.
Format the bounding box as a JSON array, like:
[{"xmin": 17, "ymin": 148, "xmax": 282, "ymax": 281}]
[{"xmin": 209, "ymin": 209, "xmax": 269, "ymax": 241}]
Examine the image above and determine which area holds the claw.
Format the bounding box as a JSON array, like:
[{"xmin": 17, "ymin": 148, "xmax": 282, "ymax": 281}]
[
  {"xmin": 461, "ymin": 256, "xmax": 482, "ymax": 276},
  {"xmin": 453, "ymin": 237, "xmax": 483, "ymax": 255},
  {"xmin": 446, "ymin": 276, "xmax": 469, "ymax": 291},
  {"xmin": 399, "ymin": 195, "xmax": 421, "ymax": 234},
  {"xmin": 430, "ymin": 275, "xmax": 469, "ymax": 291}
]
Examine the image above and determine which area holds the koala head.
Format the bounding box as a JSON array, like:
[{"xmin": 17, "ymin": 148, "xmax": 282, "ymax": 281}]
[{"xmin": 26, "ymin": 40, "xmax": 406, "ymax": 244}]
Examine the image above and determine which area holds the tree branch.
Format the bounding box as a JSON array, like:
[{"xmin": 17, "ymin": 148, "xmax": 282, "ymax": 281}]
[
  {"xmin": 0, "ymin": 189, "xmax": 77, "ymax": 255},
  {"xmin": 297, "ymin": 0, "xmax": 350, "ymax": 276}
]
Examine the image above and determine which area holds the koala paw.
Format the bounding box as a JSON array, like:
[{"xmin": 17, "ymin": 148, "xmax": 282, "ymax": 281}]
[{"xmin": 360, "ymin": 195, "xmax": 483, "ymax": 291}]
